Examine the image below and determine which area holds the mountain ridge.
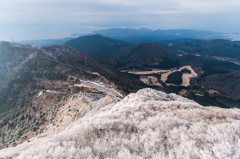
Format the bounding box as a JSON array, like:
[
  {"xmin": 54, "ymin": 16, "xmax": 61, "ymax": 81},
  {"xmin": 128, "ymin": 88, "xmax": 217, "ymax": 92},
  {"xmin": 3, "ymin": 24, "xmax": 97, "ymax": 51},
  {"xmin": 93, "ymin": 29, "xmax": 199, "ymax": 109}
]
[
  {"xmin": 1, "ymin": 88, "xmax": 240, "ymax": 158},
  {"xmin": 108, "ymin": 43, "xmax": 180, "ymax": 69},
  {"xmin": 0, "ymin": 41, "xmax": 138, "ymax": 149}
]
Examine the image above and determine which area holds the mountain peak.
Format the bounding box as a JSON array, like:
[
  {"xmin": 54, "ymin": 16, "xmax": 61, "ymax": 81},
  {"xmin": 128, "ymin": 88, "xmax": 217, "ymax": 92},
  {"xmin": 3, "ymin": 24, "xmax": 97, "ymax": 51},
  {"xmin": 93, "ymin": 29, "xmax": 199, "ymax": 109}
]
[
  {"xmin": 137, "ymin": 28, "xmax": 153, "ymax": 32},
  {"xmin": 137, "ymin": 42, "xmax": 162, "ymax": 48},
  {"xmin": 64, "ymin": 34, "xmax": 130, "ymax": 57}
]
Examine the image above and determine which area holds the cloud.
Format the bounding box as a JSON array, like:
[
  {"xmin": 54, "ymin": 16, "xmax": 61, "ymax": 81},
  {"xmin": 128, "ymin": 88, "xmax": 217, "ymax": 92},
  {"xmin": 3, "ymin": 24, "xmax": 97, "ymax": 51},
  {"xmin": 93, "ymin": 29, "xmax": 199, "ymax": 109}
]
[
  {"xmin": 0, "ymin": 0, "xmax": 240, "ymax": 40},
  {"xmin": 1, "ymin": 0, "xmax": 240, "ymax": 23}
]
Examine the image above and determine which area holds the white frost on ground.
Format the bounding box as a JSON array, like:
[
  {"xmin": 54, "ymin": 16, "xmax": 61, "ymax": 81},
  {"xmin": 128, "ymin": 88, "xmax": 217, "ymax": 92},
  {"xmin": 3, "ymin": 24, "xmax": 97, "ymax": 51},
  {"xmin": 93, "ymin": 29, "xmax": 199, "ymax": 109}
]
[
  {"xmin": 1, "ymin": 88, "xmax": 240, "ymax": 159},
  {"xmin": 75, "ymin": 81, "xmax": 123, "ymax": 98}
]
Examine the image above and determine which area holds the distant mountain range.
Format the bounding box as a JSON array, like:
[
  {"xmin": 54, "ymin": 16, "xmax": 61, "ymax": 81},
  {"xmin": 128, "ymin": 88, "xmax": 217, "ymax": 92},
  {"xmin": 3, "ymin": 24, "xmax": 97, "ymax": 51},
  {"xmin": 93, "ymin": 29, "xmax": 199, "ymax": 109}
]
[
  {"xmin": 92, "ymin": 28, "xmax": 227, "ymax": 44},
  {"xmin": 17, "ymin": 28, "xmax": 234, "ymax": 47}
]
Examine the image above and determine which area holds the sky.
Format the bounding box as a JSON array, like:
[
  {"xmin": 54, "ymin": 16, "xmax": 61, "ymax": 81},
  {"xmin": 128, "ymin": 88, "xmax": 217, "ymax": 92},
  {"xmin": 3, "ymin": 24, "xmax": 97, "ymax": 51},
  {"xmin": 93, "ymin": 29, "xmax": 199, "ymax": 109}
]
[{"xmin": 1, "ymin": 0, "xmax": 240, "ymax": 41}]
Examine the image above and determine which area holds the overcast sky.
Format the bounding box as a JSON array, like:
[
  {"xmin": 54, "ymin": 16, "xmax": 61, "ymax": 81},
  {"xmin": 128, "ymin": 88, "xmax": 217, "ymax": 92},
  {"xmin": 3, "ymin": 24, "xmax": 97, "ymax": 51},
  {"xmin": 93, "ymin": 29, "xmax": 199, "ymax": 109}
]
[{"xmin": 1, "ymin": 0, "xmax": 240, "ymax": 41}]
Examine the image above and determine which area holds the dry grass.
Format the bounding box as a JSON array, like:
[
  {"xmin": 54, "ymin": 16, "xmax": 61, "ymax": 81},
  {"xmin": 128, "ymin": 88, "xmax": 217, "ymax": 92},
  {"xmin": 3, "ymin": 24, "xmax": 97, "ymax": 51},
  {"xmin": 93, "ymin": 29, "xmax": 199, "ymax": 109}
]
[
  {"xmin": 161, "ymin": 66, "xmax": 198, "ymax": 86},
  {"xmin": 124, "ymin": 66, "xmax": 197, "ymax": 87},
  {"xmin": 140, "ymin": 76, "xmax": 162, "ymax": 86}
]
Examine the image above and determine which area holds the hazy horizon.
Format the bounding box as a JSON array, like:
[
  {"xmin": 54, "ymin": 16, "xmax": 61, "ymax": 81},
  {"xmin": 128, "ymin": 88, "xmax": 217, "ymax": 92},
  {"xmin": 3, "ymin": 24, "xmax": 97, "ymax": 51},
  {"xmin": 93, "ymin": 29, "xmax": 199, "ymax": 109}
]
[{"xmin": 1, "ymin": 0, "xmax": 240, "ymax": 41}]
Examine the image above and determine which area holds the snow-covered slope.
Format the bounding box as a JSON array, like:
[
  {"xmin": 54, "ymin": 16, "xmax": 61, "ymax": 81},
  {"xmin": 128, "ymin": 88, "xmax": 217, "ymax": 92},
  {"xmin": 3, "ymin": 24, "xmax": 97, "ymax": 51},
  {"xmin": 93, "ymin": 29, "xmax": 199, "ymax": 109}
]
[{"xmin": 1, "ymin": 88, "xmax": 240, "ymax": 159}]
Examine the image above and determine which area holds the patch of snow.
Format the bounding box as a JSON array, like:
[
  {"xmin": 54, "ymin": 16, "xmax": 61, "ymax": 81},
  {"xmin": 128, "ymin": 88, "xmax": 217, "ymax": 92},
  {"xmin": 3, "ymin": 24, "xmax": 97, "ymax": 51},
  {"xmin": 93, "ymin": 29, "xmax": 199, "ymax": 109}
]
[{"xmin": 37, "ymin": 90, "xmax": 62, "ymax": 97}]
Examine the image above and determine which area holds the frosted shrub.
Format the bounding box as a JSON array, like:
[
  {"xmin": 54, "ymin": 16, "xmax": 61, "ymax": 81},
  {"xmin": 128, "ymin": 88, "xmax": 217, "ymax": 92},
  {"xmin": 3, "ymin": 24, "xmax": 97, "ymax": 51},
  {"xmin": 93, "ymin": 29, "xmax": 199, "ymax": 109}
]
[{"xmin": 0, "ymin": 88, "xmax": 240, "ymax": 159}]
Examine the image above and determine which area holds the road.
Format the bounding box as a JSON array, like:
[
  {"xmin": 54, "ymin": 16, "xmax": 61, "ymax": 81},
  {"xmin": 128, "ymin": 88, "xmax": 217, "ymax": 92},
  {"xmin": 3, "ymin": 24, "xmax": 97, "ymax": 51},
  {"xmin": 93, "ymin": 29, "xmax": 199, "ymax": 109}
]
[{"xmin": 74, "ymin": 81, "xmax": 123, "ymax": 98}]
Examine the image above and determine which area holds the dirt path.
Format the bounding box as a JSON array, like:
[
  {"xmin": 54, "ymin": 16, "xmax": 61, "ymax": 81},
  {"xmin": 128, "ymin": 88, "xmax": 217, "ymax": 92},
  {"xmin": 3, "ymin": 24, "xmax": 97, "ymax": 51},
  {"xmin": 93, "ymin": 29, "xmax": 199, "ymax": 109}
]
[
  {"xmin": 124, "ymin": 70, "xmax": 168, "ymax": 75},
  {"xmin": 74, "ymin": 81, "xmax": 123, "ymax": 97}
]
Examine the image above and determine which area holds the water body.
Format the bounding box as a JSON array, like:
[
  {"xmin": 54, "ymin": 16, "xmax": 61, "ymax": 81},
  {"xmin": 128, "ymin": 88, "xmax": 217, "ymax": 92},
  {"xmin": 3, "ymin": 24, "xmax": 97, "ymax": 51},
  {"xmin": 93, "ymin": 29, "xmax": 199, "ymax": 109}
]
[{"xmin": 222, "ymin": 33, "xmax": 240, "ymax": 41}]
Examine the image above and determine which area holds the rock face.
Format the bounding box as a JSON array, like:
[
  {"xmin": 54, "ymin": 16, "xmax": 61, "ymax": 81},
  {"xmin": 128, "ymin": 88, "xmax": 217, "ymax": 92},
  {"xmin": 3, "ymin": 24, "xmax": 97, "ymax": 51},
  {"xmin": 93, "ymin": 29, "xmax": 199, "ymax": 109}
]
[{"xmin": 1, "ymin": 88, "xmax": 240, "ymax": 159}]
